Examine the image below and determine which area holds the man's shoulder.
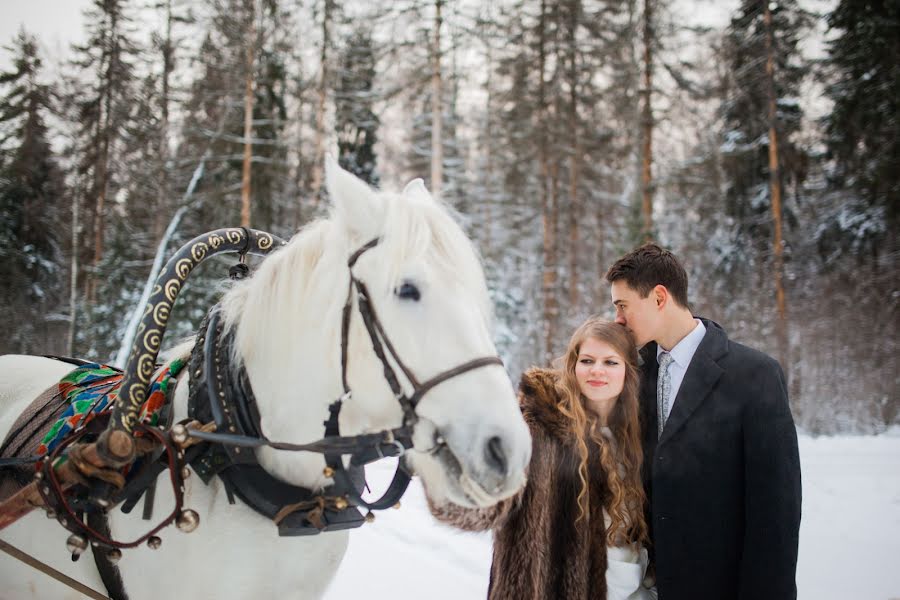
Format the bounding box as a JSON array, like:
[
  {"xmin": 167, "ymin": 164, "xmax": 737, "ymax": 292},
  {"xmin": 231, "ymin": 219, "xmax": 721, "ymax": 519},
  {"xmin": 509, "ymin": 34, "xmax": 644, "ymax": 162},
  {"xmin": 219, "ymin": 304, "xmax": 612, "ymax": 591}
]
[{"xmin": 698, "ymin": 319, "xmax": 783, "ymax": 376}]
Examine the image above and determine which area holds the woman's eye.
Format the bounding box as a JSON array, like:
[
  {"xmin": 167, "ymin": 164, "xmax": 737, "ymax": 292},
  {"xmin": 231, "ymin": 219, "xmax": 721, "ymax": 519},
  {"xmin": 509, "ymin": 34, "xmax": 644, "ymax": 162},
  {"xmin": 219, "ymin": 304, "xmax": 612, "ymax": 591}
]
[
  {"xmin": 605, "ymin": 360, "xmax": 620, "ymax": 366},
  {"xmin": 395, "ymin": 282, "xmax": 421, "ymax": 301},
  {"xmin": 579, "ymin": 358, "xmax": 593, "ymax": 365}
]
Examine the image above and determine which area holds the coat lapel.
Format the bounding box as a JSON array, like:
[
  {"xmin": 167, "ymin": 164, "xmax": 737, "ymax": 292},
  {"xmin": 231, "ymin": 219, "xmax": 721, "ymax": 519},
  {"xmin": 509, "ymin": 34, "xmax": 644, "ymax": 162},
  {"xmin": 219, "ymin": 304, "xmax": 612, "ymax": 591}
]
[{"xmin": 658, "ymin": 320, "xmax": 728, "ymax": 446}]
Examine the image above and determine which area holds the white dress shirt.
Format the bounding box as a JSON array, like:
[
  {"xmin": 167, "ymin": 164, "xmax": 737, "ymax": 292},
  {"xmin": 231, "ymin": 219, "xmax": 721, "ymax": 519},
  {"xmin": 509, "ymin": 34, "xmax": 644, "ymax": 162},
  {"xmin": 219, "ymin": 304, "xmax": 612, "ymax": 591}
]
[{"xmin": 656, "ymin": 319, "xmax": 706, "ymax": 421}]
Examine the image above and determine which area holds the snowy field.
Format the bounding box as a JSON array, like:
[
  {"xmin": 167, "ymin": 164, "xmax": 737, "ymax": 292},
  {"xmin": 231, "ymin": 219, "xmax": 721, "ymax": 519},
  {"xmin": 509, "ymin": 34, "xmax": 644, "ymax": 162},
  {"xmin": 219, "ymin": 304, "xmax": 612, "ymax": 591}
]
[{"xmin": 325, "ymin": 432, "xmax": 900, "ymax": 600}]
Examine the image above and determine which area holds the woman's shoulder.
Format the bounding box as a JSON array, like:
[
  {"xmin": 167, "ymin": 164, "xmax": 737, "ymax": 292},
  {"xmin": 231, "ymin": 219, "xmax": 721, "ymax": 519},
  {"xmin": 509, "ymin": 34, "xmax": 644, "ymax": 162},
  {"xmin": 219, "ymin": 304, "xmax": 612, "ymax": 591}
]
[{"xmin": 518, "ymin": 367, "xmax": 571, "ymax": 441}]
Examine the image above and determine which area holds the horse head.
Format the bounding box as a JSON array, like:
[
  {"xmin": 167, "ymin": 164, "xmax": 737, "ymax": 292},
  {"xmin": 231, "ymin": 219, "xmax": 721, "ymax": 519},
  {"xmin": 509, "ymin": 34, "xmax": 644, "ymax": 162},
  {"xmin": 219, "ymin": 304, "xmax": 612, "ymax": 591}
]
[{"xmin": 221, "ymin": 159, "xmax": 531, "ymax": 509}]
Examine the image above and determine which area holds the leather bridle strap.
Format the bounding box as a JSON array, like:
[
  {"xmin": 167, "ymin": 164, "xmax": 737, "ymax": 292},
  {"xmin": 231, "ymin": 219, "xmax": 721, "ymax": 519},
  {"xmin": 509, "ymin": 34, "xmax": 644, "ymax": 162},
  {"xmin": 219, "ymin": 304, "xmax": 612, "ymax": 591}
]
[
  {"xmin": 344, "ymin": 239, "xmax": 505, "ymax": 421},
  {"xmin": 324, "ymin": 237, "xmax": 505, "ymax": 512},
  {"xmin": 407, "ymin": 356, "xmax": 504, "ymax": 406}
]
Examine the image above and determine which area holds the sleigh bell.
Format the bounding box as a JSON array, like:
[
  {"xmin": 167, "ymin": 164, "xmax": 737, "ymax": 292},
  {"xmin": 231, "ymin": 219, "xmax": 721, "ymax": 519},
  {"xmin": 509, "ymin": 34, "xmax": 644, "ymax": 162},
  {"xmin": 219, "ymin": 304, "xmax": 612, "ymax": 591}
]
[
  {"xmin": 176, "ymin": 509, "xmax": 200, "ymax": 533},
  {"xmin": 170, "ymin": 424, "xmax": 189, "ymax": 446},
  {"xmin": 66, "ymin": 534, "xmax": 88, "ymax": 556},
  {"xmin": 147, "ymin": 536, "xmax": 162, "ymax": 550}
]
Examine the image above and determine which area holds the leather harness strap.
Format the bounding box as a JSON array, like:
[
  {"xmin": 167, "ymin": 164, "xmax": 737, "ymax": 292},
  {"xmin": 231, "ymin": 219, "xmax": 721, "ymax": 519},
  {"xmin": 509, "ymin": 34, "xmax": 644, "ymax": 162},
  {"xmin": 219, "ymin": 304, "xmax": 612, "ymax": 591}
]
[{"xmin": 0, "ymin": 538, "xmax": 111, "ymax": 600}]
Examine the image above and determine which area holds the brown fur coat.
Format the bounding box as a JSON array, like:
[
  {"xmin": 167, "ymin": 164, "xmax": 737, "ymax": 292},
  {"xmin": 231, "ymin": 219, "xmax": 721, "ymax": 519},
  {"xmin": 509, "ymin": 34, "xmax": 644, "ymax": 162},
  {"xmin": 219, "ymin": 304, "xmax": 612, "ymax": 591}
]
[{"xmin": 430, "ymin": 368, "xmax": 613, "ymax": 600}]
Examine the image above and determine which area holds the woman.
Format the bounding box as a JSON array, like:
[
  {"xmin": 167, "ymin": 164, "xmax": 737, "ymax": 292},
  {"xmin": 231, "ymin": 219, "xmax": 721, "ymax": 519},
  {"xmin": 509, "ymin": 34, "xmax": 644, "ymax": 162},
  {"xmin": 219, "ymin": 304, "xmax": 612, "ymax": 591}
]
[{"xmin": 430, "ymin": 317, "xmax": 652, "ymax": 600}]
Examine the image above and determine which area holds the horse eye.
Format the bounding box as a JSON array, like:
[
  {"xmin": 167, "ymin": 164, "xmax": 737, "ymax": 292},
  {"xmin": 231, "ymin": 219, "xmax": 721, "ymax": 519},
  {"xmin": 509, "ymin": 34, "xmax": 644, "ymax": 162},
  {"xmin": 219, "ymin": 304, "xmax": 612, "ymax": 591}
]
[{"xmin": 395, "ymin": 282, "xmax": 421, "ymax": 301}]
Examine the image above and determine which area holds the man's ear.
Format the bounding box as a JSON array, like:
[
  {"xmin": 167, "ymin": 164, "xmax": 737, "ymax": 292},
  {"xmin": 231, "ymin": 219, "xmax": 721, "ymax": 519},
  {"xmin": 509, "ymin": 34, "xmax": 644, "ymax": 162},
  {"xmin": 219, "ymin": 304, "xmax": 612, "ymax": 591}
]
[{"xmin": 653, "ymin": 284, "xmax": 668, "ymax": 309}]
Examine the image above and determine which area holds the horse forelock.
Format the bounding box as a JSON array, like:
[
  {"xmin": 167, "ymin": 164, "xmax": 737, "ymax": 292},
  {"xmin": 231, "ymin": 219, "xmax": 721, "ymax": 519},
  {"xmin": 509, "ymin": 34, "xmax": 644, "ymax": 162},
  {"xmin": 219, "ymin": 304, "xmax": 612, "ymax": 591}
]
[{"xmin": 379, "ymin": 192, "xmax": 493, "ymax": 327}]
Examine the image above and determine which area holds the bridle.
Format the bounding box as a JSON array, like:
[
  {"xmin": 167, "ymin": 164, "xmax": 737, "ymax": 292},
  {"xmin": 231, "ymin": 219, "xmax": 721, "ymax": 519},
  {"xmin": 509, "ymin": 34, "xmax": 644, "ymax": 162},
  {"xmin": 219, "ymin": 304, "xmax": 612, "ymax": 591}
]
[{"xmin": 185, "ymin": 236, "xmax": 505, "ymax": 528}]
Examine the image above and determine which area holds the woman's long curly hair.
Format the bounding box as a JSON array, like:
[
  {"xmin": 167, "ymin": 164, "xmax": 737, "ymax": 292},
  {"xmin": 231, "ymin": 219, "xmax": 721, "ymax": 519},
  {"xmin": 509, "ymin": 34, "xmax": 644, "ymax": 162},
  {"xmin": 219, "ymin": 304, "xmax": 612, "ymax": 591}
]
[{"xmin": 554, "ymin": 317, "xmax": 648, "ymax": 546}]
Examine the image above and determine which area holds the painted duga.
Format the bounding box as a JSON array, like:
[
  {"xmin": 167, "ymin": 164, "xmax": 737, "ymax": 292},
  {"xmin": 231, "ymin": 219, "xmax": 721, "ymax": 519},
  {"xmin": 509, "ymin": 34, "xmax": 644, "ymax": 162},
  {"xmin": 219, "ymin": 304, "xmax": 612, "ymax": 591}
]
[{"xmin": 0, "ymin": 160, "xmax": 531, "ymax": 599}]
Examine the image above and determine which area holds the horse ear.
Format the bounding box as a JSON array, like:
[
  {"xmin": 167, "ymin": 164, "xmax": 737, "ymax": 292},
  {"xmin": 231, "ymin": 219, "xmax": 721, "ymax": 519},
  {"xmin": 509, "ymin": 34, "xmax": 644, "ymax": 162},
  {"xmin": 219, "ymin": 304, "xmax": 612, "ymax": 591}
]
[
  {"xmin": 402, "ymin": 178, "xmax": 432, "ymax": 203},
  {"xmin": 325, "ymin": 155, "xmax": 384, "ymax": 239}
]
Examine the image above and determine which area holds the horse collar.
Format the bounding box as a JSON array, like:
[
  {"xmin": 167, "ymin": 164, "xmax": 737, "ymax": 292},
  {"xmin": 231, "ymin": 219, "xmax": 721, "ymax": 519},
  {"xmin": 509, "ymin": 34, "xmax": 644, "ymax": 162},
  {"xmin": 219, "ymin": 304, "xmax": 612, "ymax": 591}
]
[{"xmin": 187, "ymin": 308, "xmax": 366, "ymax": 536}]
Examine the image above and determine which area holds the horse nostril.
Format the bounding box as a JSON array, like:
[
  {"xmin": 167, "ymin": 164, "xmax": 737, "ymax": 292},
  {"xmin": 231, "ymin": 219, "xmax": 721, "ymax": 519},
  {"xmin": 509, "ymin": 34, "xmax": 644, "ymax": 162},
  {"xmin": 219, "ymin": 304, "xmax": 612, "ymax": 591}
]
[{"xmin": 485, "ymin": 435, "xmax": 508, "ymax": 477}]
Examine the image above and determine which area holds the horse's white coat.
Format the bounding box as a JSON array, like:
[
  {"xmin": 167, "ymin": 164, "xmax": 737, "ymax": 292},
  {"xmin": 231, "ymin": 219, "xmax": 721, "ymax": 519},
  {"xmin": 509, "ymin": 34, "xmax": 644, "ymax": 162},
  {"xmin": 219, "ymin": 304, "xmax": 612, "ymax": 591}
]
[{"xmin": 0, "ymin": 160, "xmax": 531, "ymax": 599}]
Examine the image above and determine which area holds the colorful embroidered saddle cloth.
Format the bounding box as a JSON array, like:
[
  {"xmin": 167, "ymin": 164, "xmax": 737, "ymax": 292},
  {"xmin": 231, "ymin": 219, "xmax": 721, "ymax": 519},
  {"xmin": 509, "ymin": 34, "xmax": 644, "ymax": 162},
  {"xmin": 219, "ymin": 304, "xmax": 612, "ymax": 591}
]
[
  {"xmin": 0, "ymin": 358, "xmax": 185, "ymax": 502},
  {"xmin": 37, "ymin": 358, "xmax": 185, "ymax": 455}
]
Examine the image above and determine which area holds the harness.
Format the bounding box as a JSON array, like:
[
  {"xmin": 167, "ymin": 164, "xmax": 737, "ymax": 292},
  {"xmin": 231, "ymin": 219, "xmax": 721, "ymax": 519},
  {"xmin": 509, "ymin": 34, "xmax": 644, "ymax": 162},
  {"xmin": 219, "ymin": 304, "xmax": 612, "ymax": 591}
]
[
  {"xmin": 180, "ymin": 236, "xmax": 503, "ymax": 534},
  {"xmin": 0, "ymin": 228, "xmax": 504, "ymax": 600}
]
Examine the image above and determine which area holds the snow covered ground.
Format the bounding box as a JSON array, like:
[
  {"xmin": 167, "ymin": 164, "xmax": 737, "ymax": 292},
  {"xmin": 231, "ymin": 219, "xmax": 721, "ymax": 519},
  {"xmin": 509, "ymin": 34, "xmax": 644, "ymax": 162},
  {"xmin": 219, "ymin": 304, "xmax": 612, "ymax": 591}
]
[{"xmin": 324, "ymin": 432, "xmax": 900, "ymax": 600}]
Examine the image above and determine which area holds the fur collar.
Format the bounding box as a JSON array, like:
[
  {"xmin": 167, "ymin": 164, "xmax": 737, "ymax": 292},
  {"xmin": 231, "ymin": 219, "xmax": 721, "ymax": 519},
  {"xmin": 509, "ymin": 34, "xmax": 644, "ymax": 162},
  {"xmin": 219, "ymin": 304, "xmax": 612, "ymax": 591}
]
[{"xmin": 518, "ymin": 367, "xmax": 574, "ymax": 443}]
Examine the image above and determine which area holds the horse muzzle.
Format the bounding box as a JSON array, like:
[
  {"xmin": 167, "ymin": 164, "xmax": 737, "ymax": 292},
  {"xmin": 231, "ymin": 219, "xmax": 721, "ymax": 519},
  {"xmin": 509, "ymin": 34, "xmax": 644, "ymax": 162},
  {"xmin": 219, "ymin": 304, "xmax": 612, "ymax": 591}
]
[{"xmin": 411, "ymin": 417, "xmax": 531, "ymax": 508}]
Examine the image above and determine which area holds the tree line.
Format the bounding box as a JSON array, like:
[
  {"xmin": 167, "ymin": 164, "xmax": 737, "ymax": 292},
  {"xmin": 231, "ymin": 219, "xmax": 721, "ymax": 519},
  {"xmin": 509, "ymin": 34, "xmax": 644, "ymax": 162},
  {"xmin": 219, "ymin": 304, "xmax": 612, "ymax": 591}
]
[{"xmin": 1, "ymin": 0, "xmax": 897, "ymax": 433}]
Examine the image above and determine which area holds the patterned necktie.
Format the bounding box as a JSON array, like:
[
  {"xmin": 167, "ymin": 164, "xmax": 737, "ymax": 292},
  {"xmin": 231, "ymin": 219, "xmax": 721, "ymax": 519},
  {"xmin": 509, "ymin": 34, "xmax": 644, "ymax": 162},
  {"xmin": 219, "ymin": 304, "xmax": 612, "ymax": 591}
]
[{"xmin": 657, "ymin": 351, "xmax": 674, "ymax": 439}]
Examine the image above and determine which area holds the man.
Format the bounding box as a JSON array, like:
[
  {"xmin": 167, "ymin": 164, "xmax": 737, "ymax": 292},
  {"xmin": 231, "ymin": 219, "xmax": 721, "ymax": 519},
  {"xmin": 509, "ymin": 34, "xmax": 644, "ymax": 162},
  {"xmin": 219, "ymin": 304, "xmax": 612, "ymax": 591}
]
[{"xmin": 606, "ymin": 243, "xmax": 801, "ymax": 600}]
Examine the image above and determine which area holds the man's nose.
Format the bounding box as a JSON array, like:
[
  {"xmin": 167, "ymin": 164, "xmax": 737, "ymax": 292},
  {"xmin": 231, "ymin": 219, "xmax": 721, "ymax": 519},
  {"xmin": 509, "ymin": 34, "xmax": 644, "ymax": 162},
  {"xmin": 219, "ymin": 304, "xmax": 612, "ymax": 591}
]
[{"xmin": 614, "ymin": 314, "xmax": 626, "ymax": 325}]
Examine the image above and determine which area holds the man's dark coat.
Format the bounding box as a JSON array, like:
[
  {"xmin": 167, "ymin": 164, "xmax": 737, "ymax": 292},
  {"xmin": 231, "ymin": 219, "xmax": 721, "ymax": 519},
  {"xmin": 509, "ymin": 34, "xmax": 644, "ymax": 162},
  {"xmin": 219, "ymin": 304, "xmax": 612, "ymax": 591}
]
[{"xmin": 639, "ymin": 319, "xmax": 801, "ymax": 600}]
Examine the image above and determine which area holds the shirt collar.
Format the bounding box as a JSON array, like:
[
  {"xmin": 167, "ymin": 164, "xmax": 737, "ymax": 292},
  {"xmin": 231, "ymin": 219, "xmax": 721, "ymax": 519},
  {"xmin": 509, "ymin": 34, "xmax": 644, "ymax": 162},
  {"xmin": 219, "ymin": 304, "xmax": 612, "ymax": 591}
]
[{"xmin": 657, "ymin": 319, "xmax": 706, "ymax": 368}]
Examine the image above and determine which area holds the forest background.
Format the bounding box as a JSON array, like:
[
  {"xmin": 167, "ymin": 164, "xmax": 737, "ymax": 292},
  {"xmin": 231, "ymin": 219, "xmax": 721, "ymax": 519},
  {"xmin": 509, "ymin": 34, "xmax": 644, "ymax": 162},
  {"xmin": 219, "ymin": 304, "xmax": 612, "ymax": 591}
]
[{"xmin": 0, "ymin": 0, "xmax": 896, "ymax": 435}]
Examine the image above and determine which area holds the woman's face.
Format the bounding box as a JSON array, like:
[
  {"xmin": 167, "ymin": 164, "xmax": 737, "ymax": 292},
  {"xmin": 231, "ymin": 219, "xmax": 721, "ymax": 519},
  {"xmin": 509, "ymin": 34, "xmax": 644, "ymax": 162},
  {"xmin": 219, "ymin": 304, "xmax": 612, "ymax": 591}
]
[{"xmin": 574, "ymin": 336, "xmax": 627, "ymax": 411}]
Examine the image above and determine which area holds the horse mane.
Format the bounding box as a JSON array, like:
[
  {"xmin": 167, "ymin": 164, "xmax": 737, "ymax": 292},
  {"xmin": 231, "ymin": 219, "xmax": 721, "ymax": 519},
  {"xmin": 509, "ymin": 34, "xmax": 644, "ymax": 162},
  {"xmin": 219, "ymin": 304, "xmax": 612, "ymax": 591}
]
[{"xmin": 218, "ymin": 189, "xmax": 493, "ymax": 366}]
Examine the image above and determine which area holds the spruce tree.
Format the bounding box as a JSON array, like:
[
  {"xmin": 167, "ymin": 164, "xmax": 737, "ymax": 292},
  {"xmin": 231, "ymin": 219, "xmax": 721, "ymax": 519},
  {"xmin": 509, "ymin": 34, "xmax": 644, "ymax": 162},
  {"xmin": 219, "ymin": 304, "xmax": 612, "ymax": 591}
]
[
  {"xmin": 335, "ymin": 27, "xmax": 379, "ymax": 186},
  {"xmin": 0, "ymin": 30, "xmax": 66, "ymax": 353},
  {"xmin": 823, "ymin": 0, "xmax": 900, "ymax": 234}
]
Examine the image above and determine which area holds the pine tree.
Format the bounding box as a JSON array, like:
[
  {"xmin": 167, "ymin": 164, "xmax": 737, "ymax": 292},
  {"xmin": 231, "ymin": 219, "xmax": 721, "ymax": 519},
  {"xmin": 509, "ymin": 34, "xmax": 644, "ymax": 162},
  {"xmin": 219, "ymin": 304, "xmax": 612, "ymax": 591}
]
[
  {"xmin": 0, "ymin": 30, "xmax": 67, "ymax": 353},
  {"xmin": 721, "ymin": 0, "xmax": 811, "ymax": 251}
]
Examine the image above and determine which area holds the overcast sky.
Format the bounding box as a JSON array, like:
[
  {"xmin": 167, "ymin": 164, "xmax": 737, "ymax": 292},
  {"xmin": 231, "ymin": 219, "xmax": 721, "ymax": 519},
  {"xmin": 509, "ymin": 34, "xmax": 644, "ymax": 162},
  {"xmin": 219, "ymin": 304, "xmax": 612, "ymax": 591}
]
[{"xmin": 1, "ymin": 0, "xmax": 89, "ymax": 69}]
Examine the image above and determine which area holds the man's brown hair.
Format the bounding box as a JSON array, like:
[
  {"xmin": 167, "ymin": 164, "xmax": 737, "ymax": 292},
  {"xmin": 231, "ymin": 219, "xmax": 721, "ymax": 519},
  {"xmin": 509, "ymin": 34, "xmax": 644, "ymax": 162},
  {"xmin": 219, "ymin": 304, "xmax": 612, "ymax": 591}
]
[{"xmin": 605, "ymin": 243, "xmax": 690, "ymax": 309}]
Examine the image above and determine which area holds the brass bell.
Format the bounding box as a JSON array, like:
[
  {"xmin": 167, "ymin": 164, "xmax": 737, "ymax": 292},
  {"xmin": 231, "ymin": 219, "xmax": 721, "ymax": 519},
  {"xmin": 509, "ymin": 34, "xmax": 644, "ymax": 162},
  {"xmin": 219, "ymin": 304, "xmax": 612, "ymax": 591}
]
[
  {"xmin": 45, "ymin": 509, "xmax": 56, "ymax": 520},
  {"xmin": 106, "ymin": 549, "xmax": 123, "ymax": 564},
  {"xmin": 66, "ymin": 534, "xmax": 88, "ymax": 555},
  {"xmin": 181, "ymin": 467, "xmax": 191, "ymax": 480},
  {"xmin": 176, "ymin": 509, "xmax": 200, "ymax": 533},
  {"xmin": 322, "ymin": 466, "xmax": 334, "ymax": 478},
  {"xmin": 393, "ymin": 502, "xmax": 401, "ymax": 510},
  {"xmin": 333, "ymin": 497, "xmax": 348, "ymax": 510},
  {"xmin": 365, "ymin": 511, "xmax": 375, "ymax": 524},
  {"xmin": 147, "ymin": 536, "xmax": 162, "ymax": 550}
]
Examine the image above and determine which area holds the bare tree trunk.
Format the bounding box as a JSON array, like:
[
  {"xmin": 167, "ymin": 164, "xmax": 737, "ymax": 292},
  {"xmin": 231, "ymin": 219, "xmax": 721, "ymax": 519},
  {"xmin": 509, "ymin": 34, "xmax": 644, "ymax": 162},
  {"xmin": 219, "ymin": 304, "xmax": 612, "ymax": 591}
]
[
  {"xmin": 154, "ymin": 0, "xmax": 174, "ymax": 241},
  {"xmin": 538, "ymin": 0, "xmax": 557, "ymax": 362},
  {"xmin": 88, "ymin": 81, "xmax": 112, "ymax": 303},
  {"xmin": 309, "ymin": 0, "xmax": 332, "ymax": 202},
  {"xmin": 763, "ymin": 0, "xmax": 789, "ymax": 372},
  {"xmin": 482, "ymin": 20, "xmax": 494, "ymax": 253},
  {"xmin": 640, "ymin": 0, "xmax": 654, "ymax": 242},
  {"xmin": 567, "ymin": 0, "xmax": 581, "ymax": 309},
  {"xmin": 68, "ymin": 193, "xmax": 80, "ymax": 355},
  {"xmin": 88, "ymin": 9, "xmax": 119, "ymax": 304},
  {"xmin": 240, "ymin": 0, "xmax": 256, "ymax": 228},
  {"xmin": 430, "ymin": 0, "xmax": 444, "ymax": 198}
]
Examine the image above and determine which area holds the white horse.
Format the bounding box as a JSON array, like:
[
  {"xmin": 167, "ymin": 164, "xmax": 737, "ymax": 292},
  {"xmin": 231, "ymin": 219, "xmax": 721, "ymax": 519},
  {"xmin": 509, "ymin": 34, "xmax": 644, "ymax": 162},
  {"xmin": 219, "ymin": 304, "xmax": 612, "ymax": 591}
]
[{"xmin": 0, "ymin": 160, "xmax": 531, "ymax": 599}]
